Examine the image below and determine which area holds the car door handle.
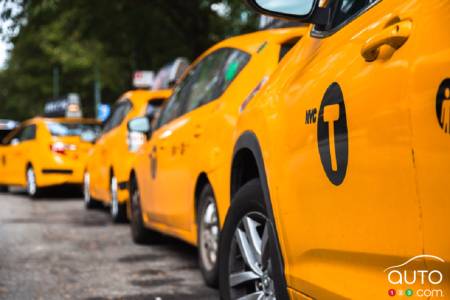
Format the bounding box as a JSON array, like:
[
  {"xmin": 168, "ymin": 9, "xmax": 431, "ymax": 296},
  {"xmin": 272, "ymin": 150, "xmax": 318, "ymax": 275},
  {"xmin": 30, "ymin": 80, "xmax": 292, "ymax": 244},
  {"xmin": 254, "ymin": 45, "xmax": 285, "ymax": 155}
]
[
  {"xmin": 193, "ymin": 125, "xmax": 203, "ymax": 138},
  {"xmin": 361, "ymin": 20, "xmax": 412, "ymax": 62}
]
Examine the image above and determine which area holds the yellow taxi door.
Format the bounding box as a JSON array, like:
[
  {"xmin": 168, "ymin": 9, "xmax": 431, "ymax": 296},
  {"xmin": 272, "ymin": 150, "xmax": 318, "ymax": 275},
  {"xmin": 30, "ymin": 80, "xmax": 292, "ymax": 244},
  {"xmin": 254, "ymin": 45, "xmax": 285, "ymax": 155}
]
[
  {"xmin": 8, "ymin": 124, "xmax": 37, "ymax": 185},
  {"xmin": 0, "ymin": 129, "xmax": 19, "ymax": 185},
  {"xmin": 88, "ymin": 138, "xmax": 105, "ymax": 199},
  {"xmin": 0, "ymin": 145, "xmax": 6, "ymax": 184},
  {"xmin": 172, "ymin": 48, "xmax": 253, "ymax": 232},
  {"xmin": 96, "ymin": 101, "xmax": 132, "ymax": 200},
  {"xmin": 148, "ymin": 49, "xmax": 236, "ymax": 231},
  {"xmin": 407, "ymin": 1, "xmax": 450, "ymax": 296},
  {"xmin": 145, "ymin": 97, "xmax": 185, "ymax": 225},
  {"xmin": 270, "ymin": 0, "xmax": 424, "ymax": 298}
]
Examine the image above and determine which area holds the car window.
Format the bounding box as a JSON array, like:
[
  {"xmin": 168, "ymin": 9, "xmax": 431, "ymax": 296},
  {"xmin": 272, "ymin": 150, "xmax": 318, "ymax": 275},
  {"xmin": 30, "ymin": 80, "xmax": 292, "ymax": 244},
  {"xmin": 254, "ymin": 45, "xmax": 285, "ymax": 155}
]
[
  {"xmin": 182, "ymin": 49, "xmax": 231, "ymax": 113},
  {"xmin": 157, "ymin": 48, "xmax": 250, "ymax": 128},
  {"xmin": 46, "ymin": 122, "xmax": 101, "ymax": 137},
  {"xmin": 19, "ymin": 125, "xmax": 37, "ymax": 142},
  {"xmin": 103, "ymin": 100, "xmax": 132, "ymax": 133},
  {"xmin": 157, "ymin": 57, "xmax": 210, "ymax": 127},
  {"xmin": 2, "ymin": 127, "xmax": 21, "ymax": 145},
  {"xmin": 184, "ymin": 48, "xmax": 250, "ymax": 114},
  {"xmin": 0, "ymin": 130, "xmax": 13, "ymax": 143},
  {"xmin": 157, "ymin": 87, "xmax": 186, "ymax": 128},
  {"xmin": 329, "ymin": 0, "xmax": 376, "ymax": 30},
  {"xmin": 146, "ymin": 99, "xmax": 165, "ymax": 116}
]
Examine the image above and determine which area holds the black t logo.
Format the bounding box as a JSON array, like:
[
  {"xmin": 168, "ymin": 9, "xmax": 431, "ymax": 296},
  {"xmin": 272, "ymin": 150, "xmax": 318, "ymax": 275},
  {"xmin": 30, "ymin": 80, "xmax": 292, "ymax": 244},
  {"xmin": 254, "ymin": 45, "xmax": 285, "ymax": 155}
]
[
  {"xmin": 317, "ymin": 83, "xmax": 348, "ymax": 186},
  {"xmin": 436, "ymin": 78, "xmax": 450, "ymax": 134}
]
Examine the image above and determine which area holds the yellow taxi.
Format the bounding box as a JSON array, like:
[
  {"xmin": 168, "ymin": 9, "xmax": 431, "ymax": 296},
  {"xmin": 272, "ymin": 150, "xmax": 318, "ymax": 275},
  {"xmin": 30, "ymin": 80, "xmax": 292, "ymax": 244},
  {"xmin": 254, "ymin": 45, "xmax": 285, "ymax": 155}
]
[
  {"xmin": 0, "ymin": 117, "xmax": 101, "ymax": 198},
  {"xmin": 127, "ymin": 26, "xmax": 307, "ymax": 286},
  {"xmin": 216, "ymin": 0, "xmax": 450, "ymax": 299},
  {"xmin": 84, "ymin": 89, "xmax": 171, "ymax": 222}
]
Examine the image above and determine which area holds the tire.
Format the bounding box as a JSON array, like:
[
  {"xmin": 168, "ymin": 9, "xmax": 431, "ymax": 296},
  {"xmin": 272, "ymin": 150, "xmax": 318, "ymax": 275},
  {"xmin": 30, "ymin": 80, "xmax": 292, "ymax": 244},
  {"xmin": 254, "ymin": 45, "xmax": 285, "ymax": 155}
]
[
  {"xmin": 26, "ymin": 166, "xmax": 42, "ymax": 198},
  {"xmin": 83, "ymin": 172, "xmax": 101, "ymax": 209},
  {"xmin": 219, "ymin": 179, "xmax": 289, "ymax": 300},
  {"xmin": 129, "ymin": 175, "xmax": 159, "ymax": 244},
  {"xmin": 110, "ymin": 175, "xmax": 127, "ymax": 223},
  {"xmin": 0, "ymin": 185, "xmax": 8, "ymax": 193},
  {"xmin": 197, "ymin": 184, "xmax": 220, "ymax": 287}
]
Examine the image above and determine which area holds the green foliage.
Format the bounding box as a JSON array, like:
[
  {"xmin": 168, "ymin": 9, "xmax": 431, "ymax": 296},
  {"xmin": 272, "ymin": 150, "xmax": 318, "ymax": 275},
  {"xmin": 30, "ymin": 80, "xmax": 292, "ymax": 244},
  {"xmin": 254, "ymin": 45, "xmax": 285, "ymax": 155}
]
[{"xmin": 0, "ymin": 0, "xmax": 259, "ymax": 120}]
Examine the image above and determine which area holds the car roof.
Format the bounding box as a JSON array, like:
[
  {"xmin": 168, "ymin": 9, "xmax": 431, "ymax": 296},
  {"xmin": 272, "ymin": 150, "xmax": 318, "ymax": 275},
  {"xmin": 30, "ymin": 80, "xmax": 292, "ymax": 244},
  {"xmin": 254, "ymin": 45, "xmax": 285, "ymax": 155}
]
[
  {"xmin": 181, "ymin": 26, "xmax": 308, "ymax": 81},
  {"xmin": 22, "ymin": 117, "xmax": 101, "ymax": 126},
  {"xmin": 117, "ymin": 89, "xmax": 172, "ymax": 106},
  {"xmin": 206, "ymin": 26, "xmax": 307, "ymax": 57}
]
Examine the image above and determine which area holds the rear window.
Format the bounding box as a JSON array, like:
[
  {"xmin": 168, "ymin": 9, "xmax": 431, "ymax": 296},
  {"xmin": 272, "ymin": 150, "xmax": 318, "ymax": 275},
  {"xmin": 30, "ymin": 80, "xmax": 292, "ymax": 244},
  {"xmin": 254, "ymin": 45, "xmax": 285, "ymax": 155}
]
[
  {"xmin": 0, "ymin": 129, "xmax": 13, "ymax": 142},
  {"xmin": 46, "ymin": 122, "xmax": 101, "ymax": 137}
]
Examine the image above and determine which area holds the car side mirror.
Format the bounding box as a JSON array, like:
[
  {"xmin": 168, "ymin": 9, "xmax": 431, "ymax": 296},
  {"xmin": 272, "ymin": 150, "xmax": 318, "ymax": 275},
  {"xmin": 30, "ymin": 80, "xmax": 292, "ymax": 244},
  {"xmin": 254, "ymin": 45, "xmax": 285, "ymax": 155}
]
[
  {"xmin": 80, "ymin": 131, "xmax": 97, "ymax": 144},
  {"xmin": 128, "ymin": 117, "xmax": 152, "ymax": 139},
  {"xmin": 10, "ymin": 138, "xmax": 20, "ymax": 146},
  {"xmin": 245, "ymin": 0, "xmax": 331, "ymax": 26}
]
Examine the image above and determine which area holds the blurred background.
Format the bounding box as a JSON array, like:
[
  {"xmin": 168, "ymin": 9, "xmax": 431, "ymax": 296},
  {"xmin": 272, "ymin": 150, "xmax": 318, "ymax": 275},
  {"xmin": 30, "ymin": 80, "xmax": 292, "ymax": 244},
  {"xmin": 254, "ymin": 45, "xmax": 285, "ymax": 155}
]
[{"xmin": 0, "ymin": 0, "xmax": 262, "ymax": 120}]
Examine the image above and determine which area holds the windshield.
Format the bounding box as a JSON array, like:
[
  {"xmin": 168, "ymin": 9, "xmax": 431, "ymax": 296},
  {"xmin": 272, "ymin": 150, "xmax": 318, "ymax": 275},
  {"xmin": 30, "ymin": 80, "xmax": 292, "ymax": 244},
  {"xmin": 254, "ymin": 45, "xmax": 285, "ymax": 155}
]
[{"xmin": 46, "ymin": 122, "xmax": 101, "ymax": 138}]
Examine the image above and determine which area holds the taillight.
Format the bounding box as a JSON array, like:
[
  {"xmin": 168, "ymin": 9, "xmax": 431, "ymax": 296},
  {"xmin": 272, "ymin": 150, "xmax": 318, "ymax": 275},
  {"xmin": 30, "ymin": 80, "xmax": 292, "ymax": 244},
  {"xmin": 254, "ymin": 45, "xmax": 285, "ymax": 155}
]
[
  {"xmin": 50, "ymin": 142, "xmax": 66, "ymax": 155},
  {"xmin": 50, "ymin": 142, "xmax": 76, "ymax": 155}
]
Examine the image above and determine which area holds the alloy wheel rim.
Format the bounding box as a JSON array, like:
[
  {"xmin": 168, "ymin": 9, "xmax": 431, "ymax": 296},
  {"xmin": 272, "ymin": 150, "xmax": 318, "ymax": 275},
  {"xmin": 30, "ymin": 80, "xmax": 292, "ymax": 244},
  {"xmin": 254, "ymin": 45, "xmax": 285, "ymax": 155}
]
[
  {"xmin": 83, "ymin": 172, "xmax": 90, "ymax": 204},
  {"xmin": 228, "ymin": 212, "xmax": 275, "ymax": 300},
  {"xmin": 199, "ymin": 197, "xmax": 219, "ymax": 271},
  {"xmin": 27, "ymin": 168, "xmax": 36, "ymax": 196},
  {"xmin": 110, "ymin": 177, "xmax": 118, "ymax": 217}
]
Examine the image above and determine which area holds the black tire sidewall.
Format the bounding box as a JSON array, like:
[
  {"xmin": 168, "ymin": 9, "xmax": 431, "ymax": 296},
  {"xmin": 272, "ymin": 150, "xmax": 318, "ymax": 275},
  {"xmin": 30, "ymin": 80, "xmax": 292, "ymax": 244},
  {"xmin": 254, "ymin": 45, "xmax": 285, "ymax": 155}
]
[
  {"xmin": 219, "ymin": 179, "xmax": 288, "ymax": 300},
  {"xmin": 129, "ymin": 176, "xmax": 156, "ymax": 244},
  {"xmin": 197, "ymin": 184, "xmax": 220, "ymax": 287}
]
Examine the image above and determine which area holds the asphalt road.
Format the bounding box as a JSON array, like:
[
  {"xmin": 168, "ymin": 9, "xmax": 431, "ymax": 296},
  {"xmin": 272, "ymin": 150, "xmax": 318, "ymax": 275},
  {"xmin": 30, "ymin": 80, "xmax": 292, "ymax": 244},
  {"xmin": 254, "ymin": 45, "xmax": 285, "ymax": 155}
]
[{"xmin": 0, "ymin": 188, "xmax": 219, "ymax": 300}]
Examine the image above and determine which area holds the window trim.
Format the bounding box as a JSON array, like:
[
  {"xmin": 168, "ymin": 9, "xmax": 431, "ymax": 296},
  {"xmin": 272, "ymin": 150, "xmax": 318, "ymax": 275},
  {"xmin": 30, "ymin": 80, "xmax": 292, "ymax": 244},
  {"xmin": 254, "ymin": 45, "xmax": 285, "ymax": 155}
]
[{"xmin": 311, "ymin": 0, "xmax": 382, "ymax": 38}]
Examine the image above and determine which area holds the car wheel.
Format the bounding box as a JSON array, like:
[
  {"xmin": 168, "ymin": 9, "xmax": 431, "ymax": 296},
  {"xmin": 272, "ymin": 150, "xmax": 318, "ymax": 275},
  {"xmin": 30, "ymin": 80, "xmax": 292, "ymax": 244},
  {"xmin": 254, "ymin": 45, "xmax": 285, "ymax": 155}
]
[
  {"xmin": 26, "ymin": 166, "xmax": 41, "ymax": 198},
  {"xmin": 129, "ymin": 176, "xmax": 159, "ymax": 244},
  {"xmin": 197, "ymin": 184, "xmax": 220, "ymax": 287},
  {"xmin": 219, "ymin": 179, "xmax": 289, "ymax": 300},
  {"xmin": 83, "ymin": 172, "xmax": 101, "ymax": 209},
  {"xmin": 110, "ymin": 175, "xmax": 126, "ymax": 223}
]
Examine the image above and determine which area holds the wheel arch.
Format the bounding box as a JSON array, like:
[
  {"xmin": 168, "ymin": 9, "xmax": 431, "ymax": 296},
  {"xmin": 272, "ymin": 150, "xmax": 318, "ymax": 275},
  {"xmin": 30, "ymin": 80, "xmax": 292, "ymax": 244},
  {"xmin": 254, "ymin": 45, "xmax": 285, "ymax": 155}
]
[
  {"xmin": 231, "ymin": 131, "xmax": 269, "ymax": 204},
  {"xmin": 230, "ymin": 131, "xmax": 289, "ymax": 298},
  {"xmin": 194, "ymin": 172, "xmax": 214, "ymax": 223},
  {"xmin": 129, "ymin": 168, "xmax": 137, "ymax": 191}
]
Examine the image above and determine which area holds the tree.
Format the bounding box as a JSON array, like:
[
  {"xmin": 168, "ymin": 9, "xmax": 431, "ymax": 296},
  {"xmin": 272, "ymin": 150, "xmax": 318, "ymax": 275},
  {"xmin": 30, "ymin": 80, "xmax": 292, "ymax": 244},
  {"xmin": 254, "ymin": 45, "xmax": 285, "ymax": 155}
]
[{"xmin": 0, "ymin": 0, "xmax": 259, "ymax": 120}]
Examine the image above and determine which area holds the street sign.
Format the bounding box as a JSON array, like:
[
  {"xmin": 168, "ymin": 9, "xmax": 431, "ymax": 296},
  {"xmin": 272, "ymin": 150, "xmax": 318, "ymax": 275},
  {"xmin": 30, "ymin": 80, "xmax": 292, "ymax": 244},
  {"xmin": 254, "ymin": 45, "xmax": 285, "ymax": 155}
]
[{"xmin": 97, "ymin": 103, "xmax": 111, "ymax": 122}]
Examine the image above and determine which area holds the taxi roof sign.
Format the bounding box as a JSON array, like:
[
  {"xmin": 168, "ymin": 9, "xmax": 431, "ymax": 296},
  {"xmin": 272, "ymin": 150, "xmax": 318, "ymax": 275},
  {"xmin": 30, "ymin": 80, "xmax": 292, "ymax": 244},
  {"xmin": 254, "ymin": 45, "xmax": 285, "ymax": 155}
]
[
  {"xmin": 133, "ymin": 71, "xmax": 155, "ymax": 89},
  {"xmin": 153, "ymin": 57, "xmax": 189, "ymax": 90},
  {"xmin": 44, "ymin": 93, "xmax": 82, "ymax": 118}
]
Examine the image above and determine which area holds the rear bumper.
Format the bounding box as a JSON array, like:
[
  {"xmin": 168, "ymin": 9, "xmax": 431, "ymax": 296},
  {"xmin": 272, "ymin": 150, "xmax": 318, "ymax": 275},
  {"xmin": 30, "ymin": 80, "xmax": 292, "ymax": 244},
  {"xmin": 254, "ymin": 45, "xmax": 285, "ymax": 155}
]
[{"xmin": 37, "ymin": 165, "xmax": 84, "ymax": 187}]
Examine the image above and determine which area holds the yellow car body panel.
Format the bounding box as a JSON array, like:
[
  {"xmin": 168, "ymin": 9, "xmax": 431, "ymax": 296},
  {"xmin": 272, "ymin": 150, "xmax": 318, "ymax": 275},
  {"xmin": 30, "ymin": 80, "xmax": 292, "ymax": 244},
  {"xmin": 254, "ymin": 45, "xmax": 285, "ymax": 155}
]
[
  {"xmin": 133, "ymin": 27, "xmax": 307, "ymax": 245},
  {"xmin": 234, "ymin": 0, "xmax": 450, "ymax": 299},
  {"xmin": 0, "ymin": 117, "xmax": 100, "ymax": 188},
  {"xmin": 87, "ymin": 89, "xmax": 171, "ymax": 205}
]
